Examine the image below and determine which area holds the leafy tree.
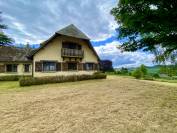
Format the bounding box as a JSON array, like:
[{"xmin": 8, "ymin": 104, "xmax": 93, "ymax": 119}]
[
  {"xmin": 159, "ymin": 64, "xmax": 177, "ymax": 77},
  {"xmin": 140, "ymin": 64, "xmax": 147, "ymax": 75},
  {"xmin": 111, "ymin": 0, "xmax": 177, "ymax": 63},
  {"xmin": 100, "ymin": 60, "xmax": 114, "ymax": 72},
  {"xmin": 23, "ymin": 42, "xmax": 33, "ymax": 55},
  {"xmin": 120, "ymin": 67, "xmax": 128, "ymax": 74},
  {"xmin": 132, "ymin": 64, "xmax": 148, "ymax": 79},
  {"xmin": 132, "ymin": 68, "xmax": 143, "ymax": 79},
  {"xmin": 0, "ymin": 12, "xmax": 13, "ymax": 46}
]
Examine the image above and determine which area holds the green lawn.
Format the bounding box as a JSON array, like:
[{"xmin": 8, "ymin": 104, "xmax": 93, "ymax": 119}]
[
  {"xmin": 0, "ymin": 81, "xmax": 19, "ymax": 91},
  {"xmin": 155, "ymin": 78, "xmax": 177, "ymax": 83}
]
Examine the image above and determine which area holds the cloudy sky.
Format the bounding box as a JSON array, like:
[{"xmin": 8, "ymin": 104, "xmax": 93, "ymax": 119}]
[{"xmin": 0, "ymin": 0, "xmax": 155, "ymax": 68}]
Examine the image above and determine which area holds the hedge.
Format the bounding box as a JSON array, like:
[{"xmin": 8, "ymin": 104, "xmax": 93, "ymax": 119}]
[
  {"xmin": 19, "ymin": 72, "xmax": 107, "ymax": 86},
  {"xmin": 0, "ymin": 75, "xmax": 32, "ymax": 81},
  {"xmin": 143, "ymin": 75, "xmax": 154, "ymax": 81}
]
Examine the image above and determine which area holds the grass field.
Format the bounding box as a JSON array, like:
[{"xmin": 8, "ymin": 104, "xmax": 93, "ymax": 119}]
[{"xmin": 0, "ymin": 76, "xmax": 177, "ymax": 133}]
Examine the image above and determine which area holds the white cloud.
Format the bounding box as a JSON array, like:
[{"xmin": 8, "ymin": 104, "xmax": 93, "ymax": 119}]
[
  {"xmin": 0, "ymin": 0, "xmax": 157, "ymax": 67},
  {"xmin": 0, "ymin": 0, "xmax": 118, "ymax": 44},
  {"xmin": 94, "ymin": 41, "xmax": 155, "ymax": 68}
]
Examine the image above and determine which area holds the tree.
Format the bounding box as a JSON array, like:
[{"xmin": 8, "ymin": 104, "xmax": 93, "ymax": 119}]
[
  {"xmin": 24, "ymin": 42, "xmax": 33, "ymax": 54},
  {"xmin": 0, "ymin": 12, "xmax": 13, "ymax": 46},
  {"xmin": 132, "ymin": 68, "xmax": 143, "ymax": 79},
  {"xmin": 159, "ymin": 64, "xmax": 177, "ymax": 77},
  {"xmin": 111, "ymin": 0, "xmax": 177, "ymax": 63},
  {"xmin": 140, "ymin": 64, "xmax": 147, "ymax": 75},
  {"xmin": 132, "ymin": 64, "xmax": 148, "ymax": 79},
  {"xmin": 100, "ymin": 60, "xmax": 114, "ymax": 72},
  {"xmin": 120, "ymin": 67, "xmax": 128, "ymax": 74}
]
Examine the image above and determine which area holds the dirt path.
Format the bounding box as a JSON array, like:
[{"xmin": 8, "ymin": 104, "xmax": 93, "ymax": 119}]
[{"xmin": 0, "ymin": 76, "xmax": 177, "ymax": 133}]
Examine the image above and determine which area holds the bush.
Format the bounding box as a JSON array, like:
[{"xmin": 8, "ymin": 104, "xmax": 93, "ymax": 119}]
[
  {"xmin": 19, "ymin": 73, "xmax": 107, "ymax": 86},
  {"xmin": 143, "ymin": 75, "xmax": 154, "ymax": 80},
  {"xmin": 0, "ymin": 75, "xmax": 32, "ymax": 81},
  {"xmin": 172, "ymin": 76, "xmax": 177, "ymax": 80},
  {"xmin": 153, "ymin": 73, "xmax": 160, "ymax": 78},
  {"xmin": 115, "ymin": 71, "xmax": 121, "ymax": 74},
  {"xmin": 93, "ymin": 72, "xmax": 107, "ymax": 79},
  {"xmin": 132, "ymin": 68, "xmax": 143, "ymax": 79}
]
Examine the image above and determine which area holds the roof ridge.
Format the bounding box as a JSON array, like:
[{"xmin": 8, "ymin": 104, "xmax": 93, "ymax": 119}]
[{"xmin": 56, "ymin": 24, "xmax": 90, "ymax": 40}]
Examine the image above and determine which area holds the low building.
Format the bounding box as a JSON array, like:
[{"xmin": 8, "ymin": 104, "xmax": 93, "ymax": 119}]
[
  {"xmin": 0, "ymin": 24, "xmax": 100, "ymax": 77},
  {"xmin": 0, "ymin": 46, "xmax": 32, "ymax": 76}
]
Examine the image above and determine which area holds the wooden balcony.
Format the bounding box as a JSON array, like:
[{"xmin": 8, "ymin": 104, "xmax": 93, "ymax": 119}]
[{"xmin": 61, "ymin": 48, "xmax": 84, "ymax": 58}]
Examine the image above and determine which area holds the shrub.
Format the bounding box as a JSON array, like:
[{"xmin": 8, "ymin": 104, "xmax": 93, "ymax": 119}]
[
  {"xmin": 0, "ymin": 75, "xmax": 32, "ymax": 81},
  {"xmin": 19, "ymin": 73, "xmax": 107, "ymax": 86},
  {"xmin": 143, "ymin": 75, "xmax": 154, "ymax": 80},
  {"xmin": 172, "ymin": 76, "xmax": 177, "ymax": 80},
  {"xmin": 115, "ymin": 70, "xmax": 121, "ymax": 75},
  {"xmin": 132, "ymin": 68, "xmax": 143, "ymax": 79},
  {"xmin": 128, "ymin": 72, "xmax": 132, "ymax": 76},
  {"xmin": 153, "ymin": 73, "xmax": 160, "ymax": 78},
  {"xmin": 94, "ymin": 72, "xmax": 107, "ymax": 79}
]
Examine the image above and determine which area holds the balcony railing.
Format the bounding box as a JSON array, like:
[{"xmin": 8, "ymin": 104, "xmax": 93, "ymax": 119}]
[{"xmin": 61, "ymin": 48, "xmax": 84, "ymax": 58}]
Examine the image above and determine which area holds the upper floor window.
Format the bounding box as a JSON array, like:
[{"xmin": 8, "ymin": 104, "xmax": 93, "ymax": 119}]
[
  {"xmin": 6, "ymin": 64, "xmax": 18, "ymax": 72},
  {"xmin": 24, "ymin": 64, "xmax": 30, "ymax": 72},
  {"xmin": 43, "ymin": 61, "xmax": 56, "ymax": 71},
  {"xmin": 62, "ymin": 42, "xmax": 81, "ymax": 50}
]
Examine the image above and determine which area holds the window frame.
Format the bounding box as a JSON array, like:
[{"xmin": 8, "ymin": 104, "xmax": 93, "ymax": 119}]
[
  {"xmin": 85, "ymin": 63, "xmax": 94, "ymax": 71},
  {"xmin": 62, "ymin": 42, "xmax": 82, "ymax": 50},
  {"xmin": 67, "ymin": 62, "xmax": 78, "ymax": 71},
  {"xmin": 24, "ymin": 64, "xmax": 30, "ymax": 73},
  {"xmin": 6, "ymin": 64, "xmax": 18, "ymax": 73},
  {"xmin": 42, "ymin": 61, "xmax": 57, "ymax": 72}
]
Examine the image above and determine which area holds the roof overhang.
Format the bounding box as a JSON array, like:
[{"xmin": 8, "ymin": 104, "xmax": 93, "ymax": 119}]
[{"xmin": 29, "ymin": 33, "xmax": 100, "ymax": 61}]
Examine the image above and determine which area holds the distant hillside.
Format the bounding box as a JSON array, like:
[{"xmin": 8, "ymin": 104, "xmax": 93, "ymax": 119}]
[
  {"xmin": 146, "ymin": 65, "xmax": 161, "ymax": 74},
  {"xmin": 128, "ymin": 65, "xmax": 161, "ymax": 74}
]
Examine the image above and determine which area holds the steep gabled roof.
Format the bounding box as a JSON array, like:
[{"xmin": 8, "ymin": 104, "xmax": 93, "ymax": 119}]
[
  {"xmin": 57, "ymin": 24, "xmax": 90, "ymax": 40},
  {"xmin": 29, "ymin": 24, "xmax": 100, "ymax": 60}
]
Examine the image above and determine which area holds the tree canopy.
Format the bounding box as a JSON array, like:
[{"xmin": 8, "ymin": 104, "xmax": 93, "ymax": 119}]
[
  {"xmin": 111, "ymin": 0, "xmax": 177, "ymax": 63},
  {"xmin": 100, "ymin": 60, "xmax": 114, "ymax": 72},
  {"xmin": 0, "ymin": 12, "xmax": 13, "ymax": 46}
]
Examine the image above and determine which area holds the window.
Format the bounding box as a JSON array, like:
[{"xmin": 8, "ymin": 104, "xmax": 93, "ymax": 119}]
[
  {"xmin": 85, "ymin": 63, "xmax": 94, "ymax": 70},
  {"xmin": 24, "ymin": 64, "xmax": 30, "ymax": 72},
  {"xmin": 43, "ymin": 61, "xmax": 56, "ymax": 71},
  {"xmin": 62, "ymin": 42, "xmax": 82, "ymax": 50},
  {"xmin": 6, "ymin": 64, "xmax": 18, "ymax": 72},
  {"xmin": 68, "ymin": 63, "xmax": 77, "ymax": 71}
]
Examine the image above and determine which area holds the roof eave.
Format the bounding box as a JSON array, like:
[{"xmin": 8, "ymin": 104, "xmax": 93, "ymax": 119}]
[{"xmin": 29, "ymin": 34, "xmax": 100, "ymax": 62}]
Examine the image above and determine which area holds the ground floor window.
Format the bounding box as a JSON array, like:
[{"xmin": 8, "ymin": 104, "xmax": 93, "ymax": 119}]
[
  {"xmin": 43, "ymin": 61, "xmax": 56, "ymax": 71},
  {"xmin": 85, "ymin": 63, "xmax": 94, "ymax": 70},
  {"xmin": 68, "ymin": 63, "xmax": 77, "ymax": 71},
  {"xmin": 24, "ymin": 64, "xmax": 30, "ymax": 72},
  {"xmin": 6, "ymin": 64, "xmax": 18, "ymax": 72}
]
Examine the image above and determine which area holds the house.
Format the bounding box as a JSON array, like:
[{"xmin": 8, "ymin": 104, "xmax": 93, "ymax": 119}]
[
  {"xmin": 0, "ymin": 24, "xmax": 100, "ymax": 77},
  {"xmin": 0, "ymin": 46, "xmax": 32, "ymax": 76}
]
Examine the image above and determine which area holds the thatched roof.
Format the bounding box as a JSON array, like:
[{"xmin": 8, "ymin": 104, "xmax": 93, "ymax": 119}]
[
  {"xmin": 0, "ymin": 46, "xmax": 32, "ymax": 62},
  {"xmin": 57, "ymin": 24, "xmax": 90, "ymax": 40},
  {"xmin": 29, "ymin": 24, "xmax": 100, "ymax": 60}
]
